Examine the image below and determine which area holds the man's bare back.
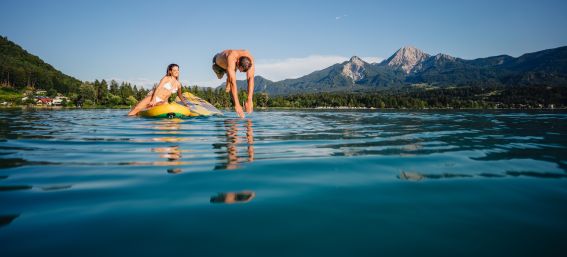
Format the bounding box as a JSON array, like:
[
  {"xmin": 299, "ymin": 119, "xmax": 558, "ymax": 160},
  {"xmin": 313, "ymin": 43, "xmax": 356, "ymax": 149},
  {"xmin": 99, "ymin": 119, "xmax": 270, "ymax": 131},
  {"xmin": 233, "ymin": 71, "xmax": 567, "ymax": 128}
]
[{"xmin": 213, "ymin": 49, "xmax": 253, "ymax": 71}]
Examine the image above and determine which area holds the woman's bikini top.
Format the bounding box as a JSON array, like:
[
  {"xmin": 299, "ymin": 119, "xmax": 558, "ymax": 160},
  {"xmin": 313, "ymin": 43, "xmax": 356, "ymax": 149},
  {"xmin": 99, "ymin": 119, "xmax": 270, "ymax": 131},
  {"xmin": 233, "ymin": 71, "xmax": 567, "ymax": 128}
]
[
  {"xmin": 163, "ymin": 82, "xmax": 177, "ymax": 93},
  {"xmin": 149, "ymin": 80, "xmax": 178, "ymax": 103}
]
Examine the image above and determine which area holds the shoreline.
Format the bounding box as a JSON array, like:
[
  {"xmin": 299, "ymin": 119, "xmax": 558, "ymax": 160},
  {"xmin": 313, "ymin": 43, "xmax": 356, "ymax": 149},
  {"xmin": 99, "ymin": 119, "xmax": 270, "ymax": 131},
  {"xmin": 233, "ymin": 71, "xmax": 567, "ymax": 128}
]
[{"xmin": 1, "ymin": 106, "xmax": 565, "ymax": 111}]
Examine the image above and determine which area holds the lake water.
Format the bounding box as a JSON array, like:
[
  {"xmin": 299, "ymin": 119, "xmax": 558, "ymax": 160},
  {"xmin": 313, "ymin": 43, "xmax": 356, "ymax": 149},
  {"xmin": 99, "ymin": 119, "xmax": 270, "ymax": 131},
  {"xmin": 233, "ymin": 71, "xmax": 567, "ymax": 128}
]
[{"xmin": 1, "ymin": 109, "xmax": 566, "ymax": 257}]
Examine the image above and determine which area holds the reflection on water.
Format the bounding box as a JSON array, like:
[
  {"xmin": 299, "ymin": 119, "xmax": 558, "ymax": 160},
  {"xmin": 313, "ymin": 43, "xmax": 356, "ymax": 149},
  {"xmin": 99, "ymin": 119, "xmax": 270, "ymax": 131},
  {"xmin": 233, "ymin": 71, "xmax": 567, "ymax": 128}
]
[
  {"xmin": 0, "ymin": 214, "xmax": 19, "ymax": 228},
  {"xmin": 1, "ymin": 110, "xmax": 567, "ymax": 256},
  {"xmin": 40, "ymin": 185, "xmax": 73, "ymax": 191},
  {"xmin": 126, "ymin": 119, "xmax": 193, "ymax": 169},
  {"xmin": 214, "ymin": 119, "xmax": 255, "ymax": 170},
  {"xmin": 167, "ymin": 168, "xmax": 183, "ymax": 174},
  {"xmin": 153, "ymin": 145, "xmax": 182, "ymax": 161},
  {"xmin": 399, "ymin": 170, "xmax": 567, "ymax": 181},
  {"xmin": 210, "ymin": 191, "xmax": 256, "ymax": 204},
  {"xmin": 100, "ymin": 117, "xmax": 258, "ymax": 174},
  {"xmin": 150, "ymin": 119, "xmax": 189, "ymax": 171},
  {"xmin": 140, "ymin": 118, "xmax": 257, "ymax": 173},
  {"xmin": 0, "ymin": 110, "xmax": 564, "ymax": 179},
  {"xmin": 398, "ymin": 171, "xmax": 473, "ymax": 181},
  {"xmin": 0, "ymin": 185, "xmax": 32, "ymax": 191}
]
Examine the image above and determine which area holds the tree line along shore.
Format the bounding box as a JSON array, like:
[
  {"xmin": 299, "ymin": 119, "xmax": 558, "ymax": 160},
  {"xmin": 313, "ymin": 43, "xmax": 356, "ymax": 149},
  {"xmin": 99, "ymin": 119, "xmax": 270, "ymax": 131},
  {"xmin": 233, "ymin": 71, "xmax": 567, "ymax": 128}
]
[{"xmin": 1, "ymin": 82, "xmax": 565, "ymax": 110}]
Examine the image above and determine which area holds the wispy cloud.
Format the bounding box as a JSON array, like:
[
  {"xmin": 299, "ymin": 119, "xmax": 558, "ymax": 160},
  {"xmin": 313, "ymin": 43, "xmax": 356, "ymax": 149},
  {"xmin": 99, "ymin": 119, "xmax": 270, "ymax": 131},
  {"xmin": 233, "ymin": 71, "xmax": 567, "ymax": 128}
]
[
  {"xmin": 360, "ymin": 56, "xmax": 382, "ymax": 64},
  {"xmin": 335, "ymin": 14, "xmax": 348, "ymax": 20},
  {"xmin": 255, "ymin": 55, "xmax": 382, "ymax": 82}
]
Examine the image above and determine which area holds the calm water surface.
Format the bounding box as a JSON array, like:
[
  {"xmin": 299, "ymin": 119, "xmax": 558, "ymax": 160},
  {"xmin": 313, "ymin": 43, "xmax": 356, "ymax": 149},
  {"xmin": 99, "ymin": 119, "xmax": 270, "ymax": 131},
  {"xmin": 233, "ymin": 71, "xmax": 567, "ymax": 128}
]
[{"xmin": 1, "ymin": 109, "xmax": 566, "ymax": 257}]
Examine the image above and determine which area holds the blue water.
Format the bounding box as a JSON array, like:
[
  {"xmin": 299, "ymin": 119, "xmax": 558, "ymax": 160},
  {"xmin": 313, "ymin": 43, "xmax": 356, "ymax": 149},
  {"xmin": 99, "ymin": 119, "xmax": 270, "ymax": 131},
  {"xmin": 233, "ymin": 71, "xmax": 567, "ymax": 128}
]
[{"xmin": 1, "ymin": 109, "xmax": 566, "ymax": 257}]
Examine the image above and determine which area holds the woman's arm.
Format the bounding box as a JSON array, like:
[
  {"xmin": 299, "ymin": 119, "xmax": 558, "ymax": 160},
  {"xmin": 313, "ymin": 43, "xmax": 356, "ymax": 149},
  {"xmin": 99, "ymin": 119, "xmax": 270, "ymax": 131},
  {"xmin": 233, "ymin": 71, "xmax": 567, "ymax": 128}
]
[{"xmin": 177, "ymin": 83, "xmax": 189, "ymax": 106}]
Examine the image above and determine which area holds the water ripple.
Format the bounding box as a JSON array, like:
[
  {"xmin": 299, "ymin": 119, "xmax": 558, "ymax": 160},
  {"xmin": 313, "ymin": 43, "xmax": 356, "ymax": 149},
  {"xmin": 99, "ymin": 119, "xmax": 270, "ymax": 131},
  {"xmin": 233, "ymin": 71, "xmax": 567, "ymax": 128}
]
[{"xmin": 0, "ymin": 109, "xmax": 565, "ymax": 179}]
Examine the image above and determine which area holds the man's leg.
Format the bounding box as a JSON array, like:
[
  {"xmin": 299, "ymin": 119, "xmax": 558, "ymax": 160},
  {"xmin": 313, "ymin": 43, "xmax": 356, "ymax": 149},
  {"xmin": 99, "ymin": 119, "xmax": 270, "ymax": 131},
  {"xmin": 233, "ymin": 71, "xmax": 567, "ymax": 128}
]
[
  {"xmin": 212, "ymin": 64, "xmax": 225, "ymax": 79},
  {"xmin": 225, "ymin": 78, "xmax": 231, "ymax": 93}
]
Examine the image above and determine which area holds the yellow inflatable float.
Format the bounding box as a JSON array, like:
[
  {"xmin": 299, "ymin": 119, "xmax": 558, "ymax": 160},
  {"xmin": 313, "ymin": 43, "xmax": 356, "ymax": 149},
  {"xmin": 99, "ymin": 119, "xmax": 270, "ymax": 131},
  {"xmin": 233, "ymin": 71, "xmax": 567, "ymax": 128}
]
[
  {"xmin": 139, "ymin": 92, "xmax": 222, "ymax": 118},
  {"xmin": 140, "ymin": 102, "xmax": 197, "ymax": 118}
]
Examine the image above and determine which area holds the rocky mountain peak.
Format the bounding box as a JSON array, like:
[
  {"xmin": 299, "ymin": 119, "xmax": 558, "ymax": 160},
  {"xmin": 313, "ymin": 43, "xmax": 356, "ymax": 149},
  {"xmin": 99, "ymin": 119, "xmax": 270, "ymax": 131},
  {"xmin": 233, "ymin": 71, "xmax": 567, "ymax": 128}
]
[
  {"xmin": 342, "ymin": 56, "xmax": 367, "ymax": 83},
  {"xmin": 434, "ymin": 53, "xmax": 456, "ymax": 61},
  {"xmin": 349, "ymin": 56, "xmax": 365, "ymax": 65},
  {"xmin": 384, "ymin": 46, "xmax": 430, "ymax": 74}
]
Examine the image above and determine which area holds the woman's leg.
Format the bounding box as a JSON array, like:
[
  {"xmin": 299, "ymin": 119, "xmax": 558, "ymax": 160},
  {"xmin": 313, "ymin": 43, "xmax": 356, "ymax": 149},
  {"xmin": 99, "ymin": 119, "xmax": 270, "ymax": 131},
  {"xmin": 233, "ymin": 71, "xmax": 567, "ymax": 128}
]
[{"xmin": 128, "ymin": 95, "xmax": 151, "ymax": 116}]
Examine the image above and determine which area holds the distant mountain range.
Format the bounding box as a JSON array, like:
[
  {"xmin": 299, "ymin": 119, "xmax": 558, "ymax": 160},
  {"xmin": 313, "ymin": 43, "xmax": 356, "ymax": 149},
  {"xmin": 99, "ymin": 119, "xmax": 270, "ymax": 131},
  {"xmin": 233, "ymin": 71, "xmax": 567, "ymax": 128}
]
[
  {"xmin": 2, "ymin": 34, "xmax": 565, "ymax": 97},
  {"xmin": 223, "ymin": 46, "xmax": 567, "ymax": 95}
]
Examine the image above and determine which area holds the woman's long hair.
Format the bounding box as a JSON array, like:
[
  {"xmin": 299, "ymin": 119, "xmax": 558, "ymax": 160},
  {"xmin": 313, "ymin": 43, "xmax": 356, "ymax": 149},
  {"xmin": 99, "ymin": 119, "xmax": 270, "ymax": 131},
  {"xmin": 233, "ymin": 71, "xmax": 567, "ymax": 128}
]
[{"xmin": 166, "ymin": 63, "xmax": 179, "ymax": 80}]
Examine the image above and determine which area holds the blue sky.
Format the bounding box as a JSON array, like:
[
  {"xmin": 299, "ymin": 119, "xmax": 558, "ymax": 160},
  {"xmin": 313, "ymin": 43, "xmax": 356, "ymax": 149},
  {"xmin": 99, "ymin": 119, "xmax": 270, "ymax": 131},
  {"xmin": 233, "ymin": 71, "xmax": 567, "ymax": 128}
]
[{"xmin": 1, "ymin": 0, "xmax": 566, "ymax": 88}]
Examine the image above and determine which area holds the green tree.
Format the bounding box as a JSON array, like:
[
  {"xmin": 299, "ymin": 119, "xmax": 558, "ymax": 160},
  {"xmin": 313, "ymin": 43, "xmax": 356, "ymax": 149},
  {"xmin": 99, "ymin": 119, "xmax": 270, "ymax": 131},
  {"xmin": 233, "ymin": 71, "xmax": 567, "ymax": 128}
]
[
  {"xmin": 126, "ymin": 96, "xmax": 138, "ymax": 106},
  {"xmin": 83, "ymin": 99, "xmax": 95, "ymax": 107},
  {"xmin": 109, "ymin": 80, "xmax": 119, "ymax": 95},
  {"xmin": 119, "ymin": 82, "xmax": 134, "ymax": 99},
  {"xmin": 136, "ymin": 88, "xmax": 149, "ymax": 100},
  {"xmin": 97, "ymin": 79, "xmax": 109, "ymax": 105},
  {"xmin": 47, "ymin": 88, "xmax": 57, "ymax": 98},
  {"xmin": 109, "ymin": 94, "xmax": 122, "ymax": 106},
  {"xmin": 79, "ymin": 83, "xmax": 96, "ymax": 102},
  {"xmin": 24, "ymin": 96, "xmax": 37, "ymax": 105},
  {"xmin": 255, "ymin": 93, "xmax": 269, "ymax": 107}
]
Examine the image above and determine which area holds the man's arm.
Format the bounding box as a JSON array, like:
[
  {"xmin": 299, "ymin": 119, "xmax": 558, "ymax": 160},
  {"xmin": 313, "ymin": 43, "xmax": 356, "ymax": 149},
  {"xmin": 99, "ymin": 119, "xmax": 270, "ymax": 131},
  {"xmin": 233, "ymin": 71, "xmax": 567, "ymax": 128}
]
[
  {"xmin": 245, "ymin": 64, "xmax": 255, "ymax": 114},
  {"xmin": 226, "ymin": 55, "xmax": 245, "ymax": 118}
]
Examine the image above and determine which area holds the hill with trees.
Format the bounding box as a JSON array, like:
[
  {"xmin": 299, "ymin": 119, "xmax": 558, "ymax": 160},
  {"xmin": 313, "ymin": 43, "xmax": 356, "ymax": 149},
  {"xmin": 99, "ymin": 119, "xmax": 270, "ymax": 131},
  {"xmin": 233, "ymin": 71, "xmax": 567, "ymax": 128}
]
[{"xmin": 0, "ymin": 36, "xmax": 81, "ymax": 93}]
